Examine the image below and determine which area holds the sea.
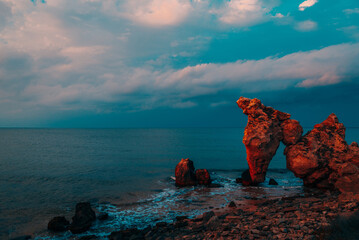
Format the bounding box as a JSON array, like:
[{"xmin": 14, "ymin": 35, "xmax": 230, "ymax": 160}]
[{"xmin": 0, "ymin": 128, "xmax": 358, "ymax": 239}]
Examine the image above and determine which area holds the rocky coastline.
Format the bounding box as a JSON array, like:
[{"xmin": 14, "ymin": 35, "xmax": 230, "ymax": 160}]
[
  {"xmin": 11, "ymin": 96, "xmax": 359, "ymax": 240},
  {"xmin": 107, "ymin": 189, "xmax": 359, "ymax": 240}
]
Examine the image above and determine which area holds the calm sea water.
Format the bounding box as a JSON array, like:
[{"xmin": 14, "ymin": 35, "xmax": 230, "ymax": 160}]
[{"xmin": 0, "ymin": 128, "xmax": 357, "ymax": 239}]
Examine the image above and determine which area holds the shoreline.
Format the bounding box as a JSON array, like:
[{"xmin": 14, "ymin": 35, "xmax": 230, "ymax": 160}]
[
  {"xmin": 107, "ymin": 188, "xmax": 359, "ymax": 240},
  {"xmin": 9, "ymin": 183, "xmax": 359, "ymax": 240}
]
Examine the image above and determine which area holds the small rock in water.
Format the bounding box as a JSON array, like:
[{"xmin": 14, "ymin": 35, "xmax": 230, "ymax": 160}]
[
  {"xmin": 269, "ymin": 178, "xmax": 279, "ymax": 185},
  {"xmin": 48, "ymin": 216, "xmax": 69, "ymax": 232},
  {"xmin": 69, "ymin": 202, "xmax": 96, "ymax": 234},
  {"xmin": 97, "ymin": 213, "xmax": 109, "ymax": 221},
  {"xmin": 235, "ymin": 177, "xmax": 242, "ymax": 183},
  {"xmin": 228, "ymin": 201, "xmax": 236, "ymax": 208}
]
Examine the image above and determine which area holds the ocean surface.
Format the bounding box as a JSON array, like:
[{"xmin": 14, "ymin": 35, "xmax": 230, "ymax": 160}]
[{"xmin": 0, "ymin": 128, "xmax": 358, "ymax": 239}]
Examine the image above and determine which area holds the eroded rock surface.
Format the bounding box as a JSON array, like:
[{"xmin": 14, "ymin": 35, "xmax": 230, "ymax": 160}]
[
  {"xmin": 237, "ymin": 97, "xmax": 297, "ymax": 184},
  {"xmin": 281, "ymin": 119, "xmax": 303, "ymax": 146},
  {"xmin": 175, "ymin": 158, "xmax": 197, "ymax": 187},
  {"xmin": 285, "ymin": 113, "xmax": 359, "ymax": 193}
]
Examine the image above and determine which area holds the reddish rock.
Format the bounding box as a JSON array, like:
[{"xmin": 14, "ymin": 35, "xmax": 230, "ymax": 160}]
[
  {"xmin": 285, "ymin": 113, "xmax": 359, "ymax": 193},
  {"xmin": 195, "ymin": 169, "xmax": 211, "ymax": 185},
  {"xmin": 237, "ymin": 97, "xmax": 292, "ymax": 183},
  {"xmin": 281, "ymin": 119, "xmax": 303, "ymax": 145},
  {"xmin": 175, "ymin": 158, "xmax": 197, "ymax": 187}
]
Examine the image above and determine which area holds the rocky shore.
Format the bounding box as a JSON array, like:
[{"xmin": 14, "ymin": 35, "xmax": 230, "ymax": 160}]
[
  {"xmin": 13, "ymin": 96, "xmax": 358, "ymax": 240},
  {"xmin": 107, "ymin": 190, "xmax": 359, "ymax": 240}
]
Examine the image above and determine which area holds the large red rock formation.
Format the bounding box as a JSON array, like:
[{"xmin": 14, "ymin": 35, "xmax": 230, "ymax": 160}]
[
  {"xmin": 285, "ymin": 113, "xmax": 359, "ymax": 193},
  {"xmin": 237, "ymin": 97, "xmax": 300, "ymax": 184},
  {"xmin": 175, "ymin": 158, "xmax": 197, "ymax": 187}
]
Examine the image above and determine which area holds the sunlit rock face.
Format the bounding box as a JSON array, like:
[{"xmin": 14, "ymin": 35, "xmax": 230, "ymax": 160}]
[
  {"xmin": 281, "ymin": 119, "xmax": 303, "ymax": 146},
  {"xmin": 285, "ymin": 113, "xmax": 359, "ymax": 193},
  {"xmin": 236, "ymin": 97, "xmax": 293, "ymax": 184},
  {"xmin": 175, "ymin": 158, "xmax": 197, "ymax": 187}
]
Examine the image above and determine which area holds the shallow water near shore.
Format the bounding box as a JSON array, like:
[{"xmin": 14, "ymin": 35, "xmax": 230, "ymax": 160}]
[{"xmin": 0, "ymin": 128, "xmax": 358, "ymax": 239}]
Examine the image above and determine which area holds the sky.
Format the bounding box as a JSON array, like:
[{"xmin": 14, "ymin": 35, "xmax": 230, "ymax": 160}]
[{"xmin": 0, "ymin": 0, "xmax": 358, "ymax": 128}]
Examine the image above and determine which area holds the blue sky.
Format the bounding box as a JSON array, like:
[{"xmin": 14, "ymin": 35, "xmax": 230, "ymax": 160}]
[{"xmin": 0, "ymin": 0, "xmax": 358, "ymax": 127}]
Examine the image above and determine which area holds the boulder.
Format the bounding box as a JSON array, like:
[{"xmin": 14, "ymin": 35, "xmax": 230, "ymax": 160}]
[
  {"xmin": 281, "ymin": 119, "xmax": 303, "ymax": 145},
  {"xmin": 175, "ymin": 158, "xmax": 197, "ymax": 187},
  {"xmin": 237, "ymin": 97, "xmax": 292, "ymax": 183},
  {"xmin": 48, "ymin": 216, "xmax": 69, "ymax": 232},
  {"xmin": 69, "ymin": 202, "xmax": 96, "ymax": 234},
  {"xmin": 202, "ymin": 211, "xmax": 215, "ymax": 223},
  {"xmin": 195, "ymin": 169, "xmax": 211, "ymax": 185},
  {"xmin": 285, "ymin": 113, "xmax": 359, "ymax": 193},
  {"xmin": 269, "ymin": 178, "xmax": 278, "ymax": 185}
]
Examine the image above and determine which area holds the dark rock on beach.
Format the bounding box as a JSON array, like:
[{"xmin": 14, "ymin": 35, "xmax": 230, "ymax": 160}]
[
  {"xmin": 47, "ymin": 216, "xmax": 69, "ymax": 232},
  {"xmin": 228, "ymin": 201, "xmax": 236, "ymax": 208},
  {"xmin": 69, "ymin": 202, "xmax": 96, "ymax": 234},
  {"xmin": 108, "ymin": 228, "xmax": 145, "ymax": 240},
  {"xmin": 9, "ymin": 236, "xmax": 32, "ymax": 240}
]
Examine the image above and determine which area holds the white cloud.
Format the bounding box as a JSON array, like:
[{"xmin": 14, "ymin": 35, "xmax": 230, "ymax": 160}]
[
  {"xmin": 213, "ymin": 0, "xmax": 275, "ymax": 26},
  {"xmin": 299, "ymin": 0, "xmax": 318, "ymax": 11},
  {"xmin": 343, "ymin": 8, "xmax": 359, "ymax": 14},
  {"xmin": 295, "ymin": 20, "xmax": 318, "ymax": 31},
  {"xmin": 120, "ymin": 0, "xmax": 192, "ymax": 27},
  {"xmin": 8, "ymin": 43, "xmax": 358, "ymax": 112},
  {"xmin": 273, "ymin": 13, "xmax": 284, "ymax": 18}
]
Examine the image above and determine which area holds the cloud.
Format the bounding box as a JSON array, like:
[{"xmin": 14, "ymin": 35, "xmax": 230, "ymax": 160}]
[
  {"xmin": 0, "ymin": 0, "xmax": 358, "ymax": 122},
  {"xmin": 119, "ymin": 0, "xmax": 192, "ymax": 27},
  {"xmin": 213, "ymin": 0, "xmax": 276, "ymax": 26},
  {"xmin": 296, "ymin": 73, "xmax": 341, "ymax": 87},
  {"xmin": 299, "ymin": 0, "xmax": 318, "ymax": 11},
  {"xmin": 5, "ymin": 43, "xmax": 357, "ymax": 114},
  {"xmin": 343, "ymin": 8, "xmax": 359, "ymax": 15},
  {"xmin": 295, "ymin": 20, "xmax": 318, "ymax": 31}
]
